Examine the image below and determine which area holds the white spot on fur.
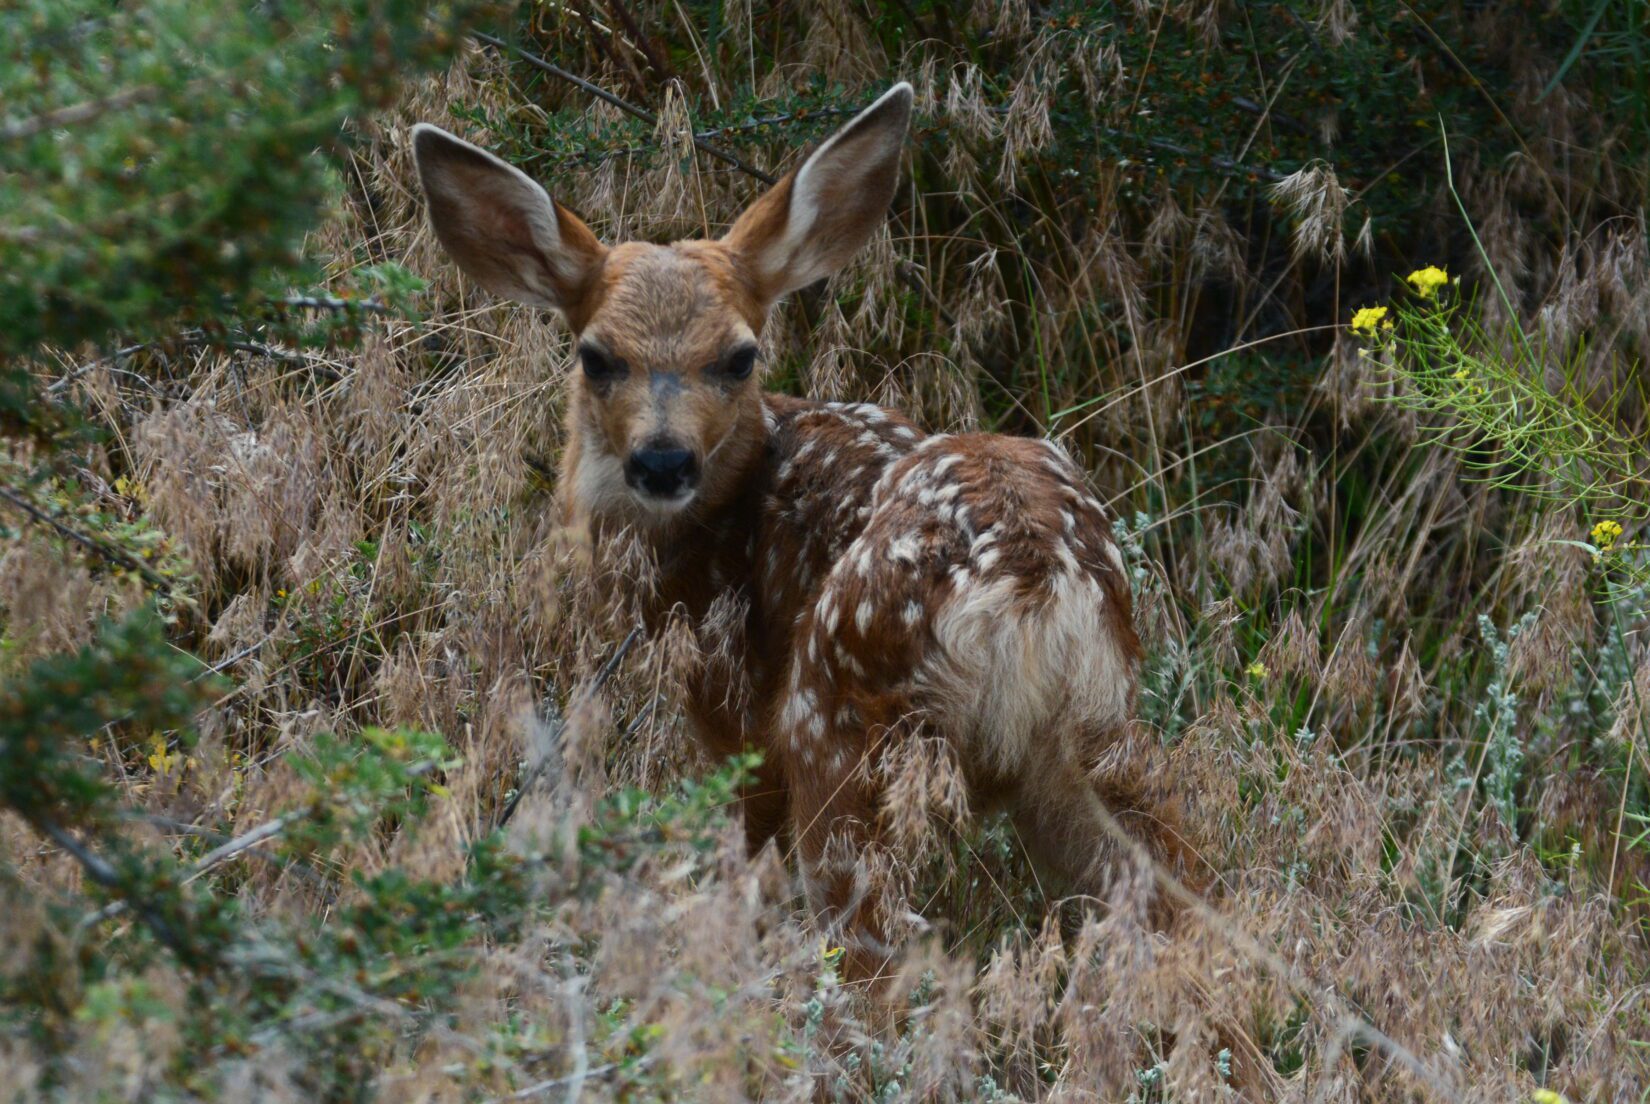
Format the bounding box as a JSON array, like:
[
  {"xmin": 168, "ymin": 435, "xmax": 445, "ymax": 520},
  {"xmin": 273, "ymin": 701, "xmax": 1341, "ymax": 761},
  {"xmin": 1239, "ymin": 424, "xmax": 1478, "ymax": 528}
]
[
  {"xmin": 851, "ymin": 541, "xmax": 875, "ymax": 577},
  {"xmin": 780, "ymin": 686, "xmax": 818, "ymax": 735},
  {"xmin": 887, "ymin": 534, "xmax": 921, "ymax": 564},
  {"xmin": 855, "ymin": 600, "xmax": 875, "ymax": 634}
]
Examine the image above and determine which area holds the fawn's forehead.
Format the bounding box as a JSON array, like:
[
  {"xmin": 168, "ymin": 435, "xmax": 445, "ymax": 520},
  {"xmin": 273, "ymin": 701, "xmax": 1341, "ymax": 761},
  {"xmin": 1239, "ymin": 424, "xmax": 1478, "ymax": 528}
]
[{"xmin": 580, "ymin": 241, "xmax": 761, "ymax": 366}]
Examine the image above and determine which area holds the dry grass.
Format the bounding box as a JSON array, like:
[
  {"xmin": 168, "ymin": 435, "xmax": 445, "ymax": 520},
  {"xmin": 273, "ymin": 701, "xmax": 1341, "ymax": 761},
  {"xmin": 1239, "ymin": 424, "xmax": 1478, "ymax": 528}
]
[{"xmin": 5, "ymin": 4, "xmax": 1650, "ymax": 1099}]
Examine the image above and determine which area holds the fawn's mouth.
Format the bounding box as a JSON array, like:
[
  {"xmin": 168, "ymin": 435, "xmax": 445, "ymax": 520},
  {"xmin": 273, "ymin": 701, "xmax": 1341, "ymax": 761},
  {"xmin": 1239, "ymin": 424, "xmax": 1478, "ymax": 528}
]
[{"xmin": 629, "ymin": 485, "xmax": 697, "ymax": 517}]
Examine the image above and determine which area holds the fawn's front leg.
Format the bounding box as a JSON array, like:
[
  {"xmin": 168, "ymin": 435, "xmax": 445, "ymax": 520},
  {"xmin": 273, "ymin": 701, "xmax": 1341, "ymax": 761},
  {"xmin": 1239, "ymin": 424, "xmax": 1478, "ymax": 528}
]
[{"xmin": 776, "ymin": 654, "xmax": 911, "ymax": 989}]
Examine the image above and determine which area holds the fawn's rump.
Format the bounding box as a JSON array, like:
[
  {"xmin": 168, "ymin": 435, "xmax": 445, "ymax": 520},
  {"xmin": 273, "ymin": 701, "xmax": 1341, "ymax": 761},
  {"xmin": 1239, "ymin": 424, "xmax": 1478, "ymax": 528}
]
[
  {"xmin": 824, "ymin": 432, "xmax": 1141, "ymax": 779},
  {"xmin": 920, "ymin": 563, "xmax": 1136, "ymax": 774}
]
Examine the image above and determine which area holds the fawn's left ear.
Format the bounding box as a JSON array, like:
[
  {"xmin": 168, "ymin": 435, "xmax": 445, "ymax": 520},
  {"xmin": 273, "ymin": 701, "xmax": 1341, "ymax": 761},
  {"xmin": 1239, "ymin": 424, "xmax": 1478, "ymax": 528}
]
[
  {"xmin": 411, "ymin": 124, "xmax": 607, "ymax": 314},
  {"xmin": 723, "ymin": 83, "xmax": 913, "ymax": 307}
]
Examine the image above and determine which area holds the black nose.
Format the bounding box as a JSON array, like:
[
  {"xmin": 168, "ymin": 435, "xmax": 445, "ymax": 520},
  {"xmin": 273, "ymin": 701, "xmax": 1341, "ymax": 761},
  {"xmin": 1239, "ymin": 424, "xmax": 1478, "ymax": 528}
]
[{"xmin": 625, "ymin": 446, "xmax": 699, "ymax": 498}]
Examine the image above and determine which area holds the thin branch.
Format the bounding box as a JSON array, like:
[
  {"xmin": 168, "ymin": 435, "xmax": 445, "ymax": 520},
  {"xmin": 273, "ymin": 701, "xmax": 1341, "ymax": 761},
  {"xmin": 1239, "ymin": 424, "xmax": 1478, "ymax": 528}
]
[
  {"xmin": 604, "ymin": 0, "xmax": 674, "ymax": 83},
  {"xmin": 81, "ymin": 759, "xmax": 444, "ymax": 930},
  {"xmin": 0, "ymin": 483, "xmax": 176, "ymax": 592},
  {"xmin": 45, "ymin": 343, "xmax": 158, "ymax": 398},
  {"xmin": 36, "ymin": 816, "xmax": 199, "ymax": 963},
  {"xmin": 0, "ymin": 85, "xmax": 162, "ymax": 142},
  {"xmin": 279, "ymin": 294, "xmax": 390, "ymax": 314},
  {"xmin": 46, "ymin": 331, "xmax": 339, "ymax": 400},
  {"xmin": 472, "ymin": 31, "xmax": 778, "ymax": 186},
  {"xmin": 485, "ymin": 1063, "xmax": 620, "ymax": 1101}
]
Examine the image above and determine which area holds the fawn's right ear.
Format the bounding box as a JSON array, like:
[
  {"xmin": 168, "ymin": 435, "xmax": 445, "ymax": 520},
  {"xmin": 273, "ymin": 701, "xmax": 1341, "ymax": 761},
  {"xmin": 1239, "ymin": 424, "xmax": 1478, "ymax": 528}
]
[{"xmin": 411, "ymin": 124, "xmax": 607, "ymax": 313}]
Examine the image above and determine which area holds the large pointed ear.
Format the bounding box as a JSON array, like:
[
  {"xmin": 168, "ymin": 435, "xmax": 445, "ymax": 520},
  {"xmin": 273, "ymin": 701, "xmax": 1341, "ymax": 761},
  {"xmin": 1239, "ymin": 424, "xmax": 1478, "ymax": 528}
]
[
  {"xmin": 411, "ymin": 124, "xmax": 607, "ymax": 313},
  {"xmin": 723, "ymin": 83, "xmax": 912, "ymax": 306}
]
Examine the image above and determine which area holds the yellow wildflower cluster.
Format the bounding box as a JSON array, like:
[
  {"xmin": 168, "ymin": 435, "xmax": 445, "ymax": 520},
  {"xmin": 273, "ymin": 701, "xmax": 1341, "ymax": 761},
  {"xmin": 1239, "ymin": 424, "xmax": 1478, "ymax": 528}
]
[
  {"xmin": 147, "ymin": 735, "xmax": 195, "ymax": 777},
  {"xmin": 1406, "ymin": 265, "xmax": 1450, "ymax": 299},
  {"xmin": 1591, "ymin": 519, "xmax": 1624, "ymax": 551},
  {"xmin": 1245, "ymin": 660, "xmax": 1268, "ymax": 681},
  {"xmin": 1349, "ymin": 304, "xmax": 1390, "ymax": 337}
]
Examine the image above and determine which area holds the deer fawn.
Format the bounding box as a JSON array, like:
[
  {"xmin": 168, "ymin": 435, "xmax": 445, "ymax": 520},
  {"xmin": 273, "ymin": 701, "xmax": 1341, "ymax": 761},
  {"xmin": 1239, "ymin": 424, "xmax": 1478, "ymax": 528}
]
[{"xmin": 413, "ymin": 84, "xmax": 1193, "ymax": 982}]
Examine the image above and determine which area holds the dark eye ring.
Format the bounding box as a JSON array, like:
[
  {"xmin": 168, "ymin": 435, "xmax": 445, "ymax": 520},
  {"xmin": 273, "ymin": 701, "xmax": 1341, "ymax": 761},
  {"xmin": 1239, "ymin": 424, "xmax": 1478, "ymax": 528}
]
[
  {"xmin": 720, "ymin": 346, "xmax": 758, "ymax": 381},
  {"xmin": 579, "ymin": 345, "xmax": 624, "ymax": 381}
]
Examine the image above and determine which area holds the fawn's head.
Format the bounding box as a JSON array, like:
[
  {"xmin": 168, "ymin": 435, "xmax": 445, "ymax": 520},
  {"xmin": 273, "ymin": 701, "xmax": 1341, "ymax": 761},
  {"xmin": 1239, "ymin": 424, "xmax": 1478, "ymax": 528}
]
[{"xmin": 412, "ymin": 83, "xmax": 912, "ymax": 519}]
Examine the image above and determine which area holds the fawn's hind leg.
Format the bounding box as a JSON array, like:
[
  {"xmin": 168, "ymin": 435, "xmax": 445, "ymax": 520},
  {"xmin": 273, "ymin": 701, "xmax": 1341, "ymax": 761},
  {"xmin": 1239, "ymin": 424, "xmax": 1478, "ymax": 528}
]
[{"xmin": 1008, "ymin": 736, "xmax": 1200, "ymax": 927}]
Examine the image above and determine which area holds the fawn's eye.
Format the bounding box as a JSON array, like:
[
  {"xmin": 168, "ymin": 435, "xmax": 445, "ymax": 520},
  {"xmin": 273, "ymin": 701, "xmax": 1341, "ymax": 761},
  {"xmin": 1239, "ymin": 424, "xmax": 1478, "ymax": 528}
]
[
  {"xmin": 716, "ymin": 345, "xmax": 759, "ymax": 381},
  {"xmin": 579, "ymin": 344, "xmax": 625, "ymax": 382}
]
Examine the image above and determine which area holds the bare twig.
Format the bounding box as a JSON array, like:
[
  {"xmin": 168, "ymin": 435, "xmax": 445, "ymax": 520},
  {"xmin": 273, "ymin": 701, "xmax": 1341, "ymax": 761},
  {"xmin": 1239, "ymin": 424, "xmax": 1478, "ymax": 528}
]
[
  {"xmin": 485, "ymin": 1063, "xmax": 620, "ymax": 1102},
  {"xmin": 44, "ymin": 343, "xmax": 158, "ymax": 398},
  {"xmin": 0, "ymin": 483, "xmax": 176, "ymax": 592},
  {"xmin": 569, "ymin": 0, "xmax": 650, "ymax": 100},
  {"xmin": 604, "ymin": 0, "xmax": 674, "ymax": 83},
  {"xmin": 0, "ymin": 85, "xmax": 162, "ymax": 142},
  {"xmin": 279, "ymin": 294, "xmax": 390, "ymax": 314},
  {"xmin": 36, "ymin": 816, "xmax": 200, "ymax": 964},
  {"xmin": 46, "ymin": 331, "xmax": 339, "ymax": 400},
  {"xmin": 473, "ymin": 31, "xmax": 779, "ymax": 186},
  {"xmin": 81, "ymin": 759, "xmax": 444, "ymax": 931}
]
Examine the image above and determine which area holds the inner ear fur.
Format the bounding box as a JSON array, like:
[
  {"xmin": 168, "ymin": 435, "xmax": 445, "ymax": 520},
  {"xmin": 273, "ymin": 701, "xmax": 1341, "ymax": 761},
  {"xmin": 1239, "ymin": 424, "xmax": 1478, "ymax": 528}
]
[
  {"xmin": 723, "ymin": 83, "xmax": 913, "ymax": 306},
  {"xmin": 411, "ymin": 123, "xmax": 606, "ymax": 314}
]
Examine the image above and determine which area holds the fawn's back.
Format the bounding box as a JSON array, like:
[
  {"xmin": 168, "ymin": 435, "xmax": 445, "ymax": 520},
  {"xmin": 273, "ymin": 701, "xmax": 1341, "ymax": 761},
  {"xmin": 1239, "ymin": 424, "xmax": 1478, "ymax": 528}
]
[{"xmin": 413, "ymin": 84, "xmax": 1190, "ymax": 982}]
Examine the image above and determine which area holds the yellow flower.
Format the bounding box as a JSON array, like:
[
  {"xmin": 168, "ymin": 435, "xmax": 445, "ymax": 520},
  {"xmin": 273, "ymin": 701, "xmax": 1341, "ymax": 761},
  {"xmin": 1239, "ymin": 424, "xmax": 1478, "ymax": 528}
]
[
  {"xmin": 1591, "ymin": 519, "xmax": 1624, "ymax": 550},
  {"xmin": 1246, "ymin": 661, "xmax": 1268, "ymax": 681},
  {"xmin": 112, "ymin": 475, "xmax": 148, "ymax": 505},
  {"xmin": 1349, "ymin": 305, "xmax": 1388, "ymax": 337},
  {"xmin": 148, "ymin": 736, "xmax": 182, "ymax": 777},
  {"xmin": 1405, "ymin": 265, "xmax": 1450, "ymax": 299},
  {"xmin": 819, "ymin": 939, "xmax": 846, "ymax": 966},
  {"xmin": 1452, "ymin": 367, "xmax": 1472, "ymax": 381},
  {"xmin": 1531, "ymin": 1092, "xmax": 1572, "ymax": 1104}
]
